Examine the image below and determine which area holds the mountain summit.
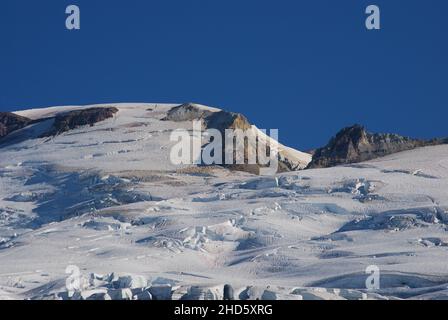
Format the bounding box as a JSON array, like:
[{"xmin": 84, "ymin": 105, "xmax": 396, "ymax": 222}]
[
  {"xmin": 307, "ymin": 124, "xmax": 446, "ymax": 168},
  {"xmin": 1, "ymin": 103, "xmax": 311, "ymax": 174},
  {"xmin": 1, "ymin": 104, "xmax": 448, "ymax": 300}
]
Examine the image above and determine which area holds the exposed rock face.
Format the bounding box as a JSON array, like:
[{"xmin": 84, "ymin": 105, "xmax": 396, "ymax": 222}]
[
  {"xmin": 307, "ymin": 124, "xmax": 445, "ymax": 169},
  {"xmin": 163, "ymin": 103, "xmax": 213, "ymax": 122},
  {"xmin": 163, "ymin": 103, "xmax": 252, "ymax": 131},
  {"xmin": 164, "ymin": 103, "xmax": 310, "ymax": 174},
  {"xmin": 204, "ymin": 110, "xmax": 260, "ymax": 174},
  {"xmin": 204, "ymin": 111, "xmax": 252, "ymax": 132},
  {"xmin": 43, "ymin": 107, "xmax": 119, "ymax": 137},
  {"xmin": 203, "ymin": 110, "xmax": 261, "ymax": 173},
  {"xmin": 0, "ymin": 112, "xmax": 31, "ymax": 139},
  {"xmin": 164, "ymin": 104, "xmax": 271, "ymax": 173}
]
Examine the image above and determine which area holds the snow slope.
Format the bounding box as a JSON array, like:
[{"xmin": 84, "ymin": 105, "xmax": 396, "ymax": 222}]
[{"xmin": 0, "ymin": 103, "xmax": 447, "ymax": 300}]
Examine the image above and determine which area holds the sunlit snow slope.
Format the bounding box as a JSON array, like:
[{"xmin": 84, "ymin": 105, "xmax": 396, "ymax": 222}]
[{"xmin": 0, "ymin": 103, "xmax": 447, "ymax": 300}]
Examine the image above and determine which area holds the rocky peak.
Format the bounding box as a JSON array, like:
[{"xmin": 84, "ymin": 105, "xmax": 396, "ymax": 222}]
[
  {"xmin": 307, "ymin": 124, "xmax": 440, "ymax": 169},
  {"xmin": 0, "ymin": 112, "xmax": 31, "ymax": 139}
]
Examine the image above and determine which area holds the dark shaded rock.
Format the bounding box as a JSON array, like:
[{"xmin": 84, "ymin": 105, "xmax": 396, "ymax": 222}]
[
  {"xmin": 0, "ymin": 112, "xmax": 31, "ymax": 139},
  {"xmin": 42, "ymin": 107, "xmax": 118, "ymax": 137},
  {"xmin": 223, "ymin": 284, "xmax": 234, "ymax": 300},
  {"xmin": 307, "ymin": 124, "xmax": 446, "ymax": 169}
]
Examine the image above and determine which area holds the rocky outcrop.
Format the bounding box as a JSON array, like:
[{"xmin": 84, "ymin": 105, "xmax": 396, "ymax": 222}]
[
  {"xmin": 204, "ymin": 110, "xmax": 252, "ymax": 132},
  {"xmin": 0, "ymin": 112, "xmax": 31, "ymax": 139},
  {"xmin": 163, "ymin": 103, "xmax": 213, "ymax": 122},
  {"xmin": 307, "ymin": 124, "xmax": 446, "ymax": 169},
  {"xmin": 164, "ymin": 103, "xmax": 311, "ymax": 174},
  {"xmin": 205, "ymin": 110, "xmax": 263, "ymax": 174},
  {"xmin": 163, "ymin": 103, "xmax": 252, "ymax": 131},
  {"xmin": 42, "ymin": 107, "xmax": 119, "ymax": 137}
]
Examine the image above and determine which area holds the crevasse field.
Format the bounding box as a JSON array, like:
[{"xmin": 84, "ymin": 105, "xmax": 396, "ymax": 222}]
[{"xmin": 0, "ymin": 104, "xmax": 447, "ymax": 300}]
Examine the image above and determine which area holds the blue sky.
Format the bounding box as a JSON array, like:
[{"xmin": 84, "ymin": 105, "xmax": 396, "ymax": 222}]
[{"xmin": 1, "ymin": 0, "xmax": 447, "ymax": 150}]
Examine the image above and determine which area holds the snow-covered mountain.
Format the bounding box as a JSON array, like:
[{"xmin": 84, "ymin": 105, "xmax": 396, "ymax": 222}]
[
  {"xmin": 0, "ymin": 103, "xmax": 448, "ymax": 300},
  {"xmin": 5, "ymin": 103, "xmax": 311, "ymax": 173}
]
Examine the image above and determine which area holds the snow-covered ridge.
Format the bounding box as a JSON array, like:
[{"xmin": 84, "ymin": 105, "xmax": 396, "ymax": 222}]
[
  {"xmin": 0, "ymin": 103, "xmax": 448, "ymax": 300},
  {"xmin": 7, "ymin": 102, "xmax": 312, "ymax": 172},
  {"xmin": 13, "ymin": 103, "xmax": 178, "ymax": 120}
]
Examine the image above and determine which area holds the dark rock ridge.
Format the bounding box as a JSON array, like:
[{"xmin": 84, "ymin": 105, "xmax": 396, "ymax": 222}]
[
  {"xmin": 0, "ymin": 112, "xmax": 31, "ymax": 139},
  {"xmin": 307, "ymin": 124, "xmax": 446, "ymax": 169},
  {"xmin": 42, "ymin": 107, "xmax": 119, "ymax": 137}
]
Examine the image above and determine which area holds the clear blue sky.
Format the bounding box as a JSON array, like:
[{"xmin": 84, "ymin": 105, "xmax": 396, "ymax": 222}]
[{"xmin": 1, "ymin": 0, "xmax": 447, "ymax": 150}]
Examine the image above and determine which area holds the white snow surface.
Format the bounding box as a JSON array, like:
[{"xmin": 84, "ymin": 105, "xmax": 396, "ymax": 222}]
[{"xmin": 0, "ymin": 103, "xmax": 447, "ymax": 300}]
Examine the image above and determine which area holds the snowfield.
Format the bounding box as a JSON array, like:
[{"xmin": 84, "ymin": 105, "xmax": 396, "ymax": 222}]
[{"xmin": 0, "ymin": 103, "xmax": 448, "ymax": 300}]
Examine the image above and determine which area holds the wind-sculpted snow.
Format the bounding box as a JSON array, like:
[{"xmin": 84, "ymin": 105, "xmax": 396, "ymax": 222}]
[{"xmin": 0, "ymin": 104, "xmax": 448, "ymax": 300}]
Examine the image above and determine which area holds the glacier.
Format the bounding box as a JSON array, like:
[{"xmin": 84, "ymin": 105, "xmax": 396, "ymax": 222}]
[{"xmin": 0, "ymin": 103, "xmax": 447, "ymax": 300}]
